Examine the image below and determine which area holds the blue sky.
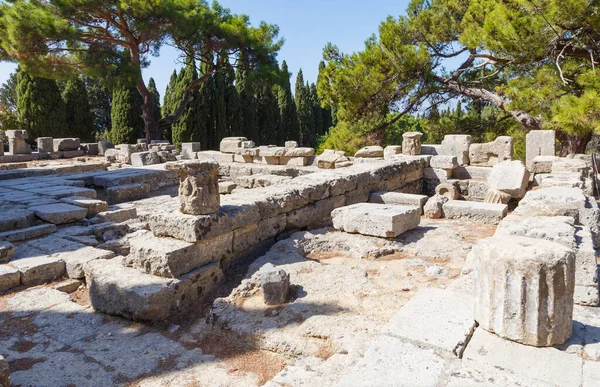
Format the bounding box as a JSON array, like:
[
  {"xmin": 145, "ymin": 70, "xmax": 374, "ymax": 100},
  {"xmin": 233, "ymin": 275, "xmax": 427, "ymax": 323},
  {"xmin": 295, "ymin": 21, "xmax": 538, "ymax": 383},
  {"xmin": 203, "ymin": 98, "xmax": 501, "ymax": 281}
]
[{"xmin": 0, "ymin": 0, "xmax": 411, "ymax": 101}]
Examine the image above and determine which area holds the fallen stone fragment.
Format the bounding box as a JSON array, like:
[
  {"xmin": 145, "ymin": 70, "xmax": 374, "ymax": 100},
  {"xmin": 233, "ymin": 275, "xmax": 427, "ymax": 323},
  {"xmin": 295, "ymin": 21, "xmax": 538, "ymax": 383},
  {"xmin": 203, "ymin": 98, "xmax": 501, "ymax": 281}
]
[
  {"xmin": 0, "ymin": 265, "xmax": 20, "ymax": 291},
  {"xmin": 383, "ymin": 145, "xmax": 402, "ymax": 160},
  {"xmin": 257, "ymin": 263, "xmax": 290, "ymax": 305},
  {"xmin": 468, "ymin": 136, "xmax": 513, "ymax": 166},
  {"xmin": 472, "ymin": 235, "xmax": 575, "ymax": 346},
  {"xmin": 423, "ymin": 194, "xmax": 448, "ymax": 219},
  {"xmin": 30, "ymin": 203, "xmax": 88, "ymax": 224},
  {"xmin": 487, "ymin": 160, "xmax": 530, "ymax": 199},
  {"xmin": 60, "ymin": 196, "xmax": 109, "ymax": 218},
  {"xmin": 331, "ymin": 203, "xmax": 420, "ymax": 238},
  {"xmin": 369, "ymin": 192, "xmax": 428, "ymax": 214},
  {"xmin": 429, "ymin": 155, "xmax": 458, "ymax": 170},
  {"xmin": 0, "ymin": 241, "xmax": 16, "ymax": 263},
  {"xmin": 220, "ymin": 137, "xmax": 247, "ymax": 154},
  {"xmin": 218, "ymin": 181, "xmax": 236, "ymax": 194},
  {"xmin": 483, "ymin": 188, "xmax": 511, "ymax": 204},
  {"xmin": 53, "ymin": 278, "xmax": 82, "ymax": 293},
  {"xmin": 435, "ymin": 182, "xmax": 459, "ymax": 199},
  {"xmin": 316, "ymin": 149, "xmax": 352, "ymax": 169},
  {"xmin": 354, "ymin": 146, "xmax": 384, "ymax": 158},
  {"xmin": 53, "ymin": 246, "xmax": 115, "ymax": 279}
]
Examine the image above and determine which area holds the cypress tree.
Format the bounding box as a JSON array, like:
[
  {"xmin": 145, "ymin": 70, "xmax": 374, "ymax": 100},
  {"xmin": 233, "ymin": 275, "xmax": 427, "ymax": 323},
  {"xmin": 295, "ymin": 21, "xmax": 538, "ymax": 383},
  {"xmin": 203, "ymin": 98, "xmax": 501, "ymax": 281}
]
[
  {"xmin": 16, "ymin": 71, "xmax": 67, "ymax": 139},
  {"xmin": 309, "ymin": 83, "xmax": 323, "ymax": 141},
  {"xmin": 295, "ymin": 69, "xmax": 314, "ymax": 146},
  {"xmin": 256, "ymin": 82, "xmax": 280, "ymax": 145},
  {"xmin": 147, "ymin": 78, "xmax": 161, "ymax": 127},
  {"xmin": 277, "ymin": 61, "xmax": 299, "ymax": 143},
  {"xmin": 236, "ymin": 52, "xmax": 258, "ymax": 142},
  {"xmin": 62, "ymin": 77, "xmax": 94, "ymax": 141},
  {"xmin": 85, "ymin": 77, "xmax": 112, "ymax": 135},
  {"xmin": 170, "ymin": 58, "xmax": 201, "ymax": 149},
  {"xmin": 196, "ymin": 57, "xmax": 216, "ymax": 149},
  {"xmin": 161, "ymin": 69, "xmax": 178, "ymax": 142},
  {"xmin": 317, "ymin": 61, "xmax": 333, "ymax": 134},
  {"xmin": 110, "ymin": 83, "xmax": 144, "ymax": 144},
  {"xmin": 224, "ymin": 58, "xmax": 241, "ymax": 137},
  {"xmin": 214, "ymin": 54, "xmax": 228, "ymax": 144}
]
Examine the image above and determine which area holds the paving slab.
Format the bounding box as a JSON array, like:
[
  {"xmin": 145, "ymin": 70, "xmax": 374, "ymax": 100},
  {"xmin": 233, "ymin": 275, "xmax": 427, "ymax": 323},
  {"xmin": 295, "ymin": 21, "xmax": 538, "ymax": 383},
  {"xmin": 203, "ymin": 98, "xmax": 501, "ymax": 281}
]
[
  {"xmin": 382, "ymin": 288, "xmax": 476, "ymax": 358},
  {"xmin": 60, "ymin": 196, "xmax": 109, "ymax": 217},
  {"xmin": 53, "ymin": 246, "xmax": 115, "ymax": 279},
  {"xmin": 369, "ymin": 191, "xmax": 428, "ymax": 214},
  {"xmin": 331, "ymin": 203, "xmax": 420, "ymax": 238},
  {"xmin": 0, "ymin": 208, "xmax": 35, "ymax": 232},
  {"xmin": 30, "ymin": 203, "xmax": 88, "ymax": 224},
  {"xmin": 25, "ymin": 235, "xmax": 87, "ymax": 254},
  {"xmin": 9, "ymin": 255, "xmax": 65, "ymax": 286},
  {"xmin": 443, "ymin": 200, "xmax": 507, "ymax": 224}
]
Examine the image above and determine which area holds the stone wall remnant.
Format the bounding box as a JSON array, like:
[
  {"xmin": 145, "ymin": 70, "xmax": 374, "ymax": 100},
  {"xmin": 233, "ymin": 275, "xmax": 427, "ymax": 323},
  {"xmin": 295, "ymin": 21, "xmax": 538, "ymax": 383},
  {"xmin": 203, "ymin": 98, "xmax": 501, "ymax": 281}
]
[
  {"xmin": 402, "ymin": 132, "xmax": 423, "ymax": 155},
  {"xmin": 469, "ymin": 136, "xmax": 513, "ymax": 166},
  {"xmin": 166, "ymin": 160, "xmax": 220, "ymax": 215},
  {"xmin": 472, "ymin": 235, "xmax": 575, "ymax": 346},
  {"xmin": 6, "ymin": 130, "xmax": 31, "ymax": 155},
  {"xmin": 526, "ymin": 130, "xmax": 555, "ymax": 169}
]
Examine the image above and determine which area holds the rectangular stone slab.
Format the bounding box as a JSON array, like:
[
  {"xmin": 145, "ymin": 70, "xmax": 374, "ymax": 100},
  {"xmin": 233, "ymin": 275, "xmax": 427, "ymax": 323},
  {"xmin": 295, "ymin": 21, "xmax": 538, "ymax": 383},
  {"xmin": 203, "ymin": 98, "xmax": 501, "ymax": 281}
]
[
  {"xmin": 331, "ymin": 203, "xmax": 420, "ymax": 238},
  {"xmin": 30, "ymin": 203, "xmax": 88, "ymax": 224},
  {"xmin": 443, "ymin": 200, "xmax": 507, "ymax": 224},
  {"xmin": 369, "ymin": 192, "xmax": 428, "ymax": 214}
]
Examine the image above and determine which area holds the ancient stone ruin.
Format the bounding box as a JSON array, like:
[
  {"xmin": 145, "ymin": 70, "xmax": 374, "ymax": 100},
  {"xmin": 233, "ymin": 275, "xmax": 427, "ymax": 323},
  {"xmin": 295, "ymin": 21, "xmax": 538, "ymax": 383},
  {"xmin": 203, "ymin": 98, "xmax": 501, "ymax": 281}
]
[{"xmin": 0, "ymin": 130, "xmax": 598, "ymax": 386}]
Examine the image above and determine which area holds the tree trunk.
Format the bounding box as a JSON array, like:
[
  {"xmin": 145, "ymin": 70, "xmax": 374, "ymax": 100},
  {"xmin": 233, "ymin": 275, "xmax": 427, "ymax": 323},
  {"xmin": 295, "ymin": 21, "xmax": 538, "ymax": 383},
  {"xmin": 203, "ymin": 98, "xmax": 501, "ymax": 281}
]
[{"xmin": 556, "ymin": 130, "xmax": 592, "ymax": 156}]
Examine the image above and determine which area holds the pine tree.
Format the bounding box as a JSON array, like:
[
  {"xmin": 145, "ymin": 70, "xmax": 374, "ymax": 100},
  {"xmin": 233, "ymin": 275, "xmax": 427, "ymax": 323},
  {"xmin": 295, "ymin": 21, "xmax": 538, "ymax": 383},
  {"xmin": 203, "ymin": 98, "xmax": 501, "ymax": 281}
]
[
  {"xmin": 62, "ymin": 77, "xmax": 94, "ymax": 141},
  {"xmin": 310, "ymin": 83, "xmax": 323, "ymax": 141},
  {"xmin": 277, "ymin": 61, "xmax": 299, "ymax": 143},
  {"xmin": 110, "ymin": 83, "xmax": 144, "ymax": 144},
  {"xmin": 85, "ymin": 77, "xmax": 112, "ymax": 135},
  {"xmin": 16, "ymin": 71, "xmax": 67, "ymax": 139},
  {"xmin": 236, "ymin": 52, "xmax": 258, "ymax": 142},
  {"xmin": 295, "ymin": 69, "xmax": 314, "ymax": 146}
]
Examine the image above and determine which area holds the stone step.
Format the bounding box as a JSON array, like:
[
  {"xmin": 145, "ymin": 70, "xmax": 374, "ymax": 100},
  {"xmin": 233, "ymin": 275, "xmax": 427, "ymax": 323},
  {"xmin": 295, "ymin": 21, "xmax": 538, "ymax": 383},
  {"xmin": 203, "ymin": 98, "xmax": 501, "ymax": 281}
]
[
  {"xmin": 369, "ymin": 192, "xmax": 428, "ymax": 214},
  {"xmin": 0, "ymin": 208, "xmax": 36, "ymax": 232},
  {"xmin": 30, "ymin": 203, "xmax": 88, "ymax": 224},
  {"xmin": 85, "ymin": 258, "xmax": 223, "ymax": 321},
  {"xmin": 0, "ymin": 223, "xmax": 57, "ymax": 242},
  {"xmin": 60, "ymin": 196, "xmax": 109, "ymax": 218},
  {"xmin": 106, "ymin": 183, "xmax": 151, "ymax": 204},
  {"xmin": 443, "ymin": 200, "xmax": 507, "ymax": 224}
]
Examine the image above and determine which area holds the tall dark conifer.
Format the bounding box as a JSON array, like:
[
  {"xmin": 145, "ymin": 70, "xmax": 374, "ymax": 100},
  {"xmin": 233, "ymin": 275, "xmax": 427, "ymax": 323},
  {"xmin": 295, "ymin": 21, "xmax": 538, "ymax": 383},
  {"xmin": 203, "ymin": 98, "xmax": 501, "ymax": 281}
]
[
  {"xmin": 236, "ymin": 53, "xmax": 258, "ymax": 142},
  {"xmin": 85, "ymin": 77, "xmax": 112, "ymax": 135},
  {"xmin": 309, "ymin": 83, "xmax": 323, "ymax": 142},
  {"xmin": 295, "ymin": 69, "xmax": 314, "ymax": 146},
  {"xmin": 62, "ymin": 77, "xmax": 94, "ymax": 141},
  {"xmin": 277, "ymin": 61, "xmax": 299, "ymax": 143},
  {"xmin": 110, "ymin": 83, "xmax": 144, "ymax": 144},
  {"xmin": 317, "ymin": 61, "xmax": 333, "ymax": 134}
]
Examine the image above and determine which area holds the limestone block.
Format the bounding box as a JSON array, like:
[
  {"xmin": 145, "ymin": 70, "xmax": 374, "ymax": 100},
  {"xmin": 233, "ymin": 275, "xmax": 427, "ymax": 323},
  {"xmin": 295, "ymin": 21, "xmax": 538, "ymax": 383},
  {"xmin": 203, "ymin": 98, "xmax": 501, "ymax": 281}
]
[
  {"xmin": 181, "ymin": 142, "xmax": 201, "ymax": 159},
  {"xmin": 443, "ymin": 200, "xmax": 507, "ymax": 224},
  {"xmin": 53, "ymin": 138, "xmax": 80, "ymax": 152},
  {"xmin": 0, "ymin": 265, "xmax": 20, "ymax": 291},
  {"xmin": 451, "ymin": 166, "xmax": 492, "ymax": 180},
  {"xmin": 235, "ymin": 147, "xmax": 259, "ymax": 157},
  {"xmin": 60, "ymin": 196, "xmax": 109, "ymax": 218},
  {"xmin": 402, "ymin": 132, "xmax": 423, "ymax": 155},
  {"xmin": 354, "ymin": 146, "xmax": 384, "ymax": 158},
  {"xmin": 423, "ymin": 167, "xmax": 451, "ymax": 181},
  {"xmin": 218, "ymin": 181, "xmax": 236, "ymax": 194},
  {"xmin": 104, "ymin": 148, "xmax": 118, "ymax": 162},
  {"xmin": 540, "ymin": 173, "xmax": 590, "ymax": 194},
  {"xmin": 197, "ymin": 150, "xmax": 235, "ymax": 163},
  {"xmin": 369, "ymin": 192, "xmax": 428, "ymax": 214},
  {"xmin": 165, "ymin": 160, "xmax": 220, "ymax": 215},
  {"xmin": 30, "ymin": 203, "xmax": 88, "ymax": 224},
  {"xmin": 331, "ymin": 203, "xmax": 420, "ymax": 238},
  {"xmin": 53, "ymin": 278, "xmax": 82, "ymax": 293},
  {"xmin": 7, "ymin": 129, "xmax": 31, "ymax": 154},
  {"xmin": 440, "ymin": 135, "xmax": 473, "ymax": 165},
  {"xmin": 281, "ymin": 147, "xmax": 314, "ymax": 157},
  {"xmin": 483, "ymin": 188, "xmax": 511, "ymax": 204},
  {"xmin": 472, "ymin": 235, "xmax": 575, "ymax": 346},
  {"xmin": 257, "ymin": 263, "xmax": 290, "ymax": 305},
  {"xmin": 0, "ymin": 241, "xmax": 16, "ymax": 263},
  {"xmin": 0, "ymin": 224, "xmax": 57, "ymax": 243},
  {"xmin": 93, "ymin": 207, "xmax": 137, "ymax": 224},
  {"xmin": 421, "ymin": 144, "xmax": 441, "ymax": 155},
  {"xmin": 219, "ymin": 137, "xmax": 247, "ymax": 153},
  {"xmin": 85, "ymin": 258, "xmax": 223, "ymax": 321},
  {"xmin": 80, "ymin": 143, "xmax": 99, "ymax": 156},
  {"xmin": 531, "ymin": 155, "xmax": 559, "ymax": 174},
  {"xmin": 487, "ymin": 160, "xmax": 530, "ymax": 198},
  {"xmin": 316, "ymin": 149, "xmax": 351, "ymax": 169},
  {"xmin": 423, "ymin": 194, "xmax": 448, "ymax": 219},
  {"xmin": 53, "ymin": 246, "xmax": 115, "ymax": 279},
  {"xmin": 98, "ymin": 140, "xmax": 115, "ymax": 156},
  {"xmin": 233, "ymin": 224, "xmax": 260, "ymax": 254},
  {"xmin": 130, "ymin": 151, "xmax": 161, "ymax": 167},
  {"xmin": 37, "ymin": 137, "xmax": 53, "ymax": 153},
  {"xmin": 11, "ymin": 255, "xmax": 66, "ymax": 286},
  {"xmin": 429, "ymin": 155, "xmax": 458, "ymax": 170},
  {"xmin": 0, "ymin": 208, "xmax": 35, "ymax": 232},
  {"xmin": 435, "ymin": 182, "xmax": 459, "ymax": 200},
  {"xmin": 280, "ymin": 156, "xmax": 309, "ymax": 166},
  {"xmin": 468, "ymin": 136, "xmax": 513, "ymax": 166},
  {"xmin": 106, "ymin": 183, "xmax": 151, "ymax": 204},
  {"xmin": 126, "ymin": 232, "xmax": 229, "ymax": 278},
  {"xmin": 526, "ymin": 130, "xmax": 555, "ymax": 169},
  {"xmin": 382, "ymin": 145, "xmax": 401, "ymax": 160},
  {"xmin": 285, "ymin": 141, "xmax": 298, "ymax": 148},
  {"xmin": 552, "ymin": 158, "xmax": 589, "ymax": 177}
]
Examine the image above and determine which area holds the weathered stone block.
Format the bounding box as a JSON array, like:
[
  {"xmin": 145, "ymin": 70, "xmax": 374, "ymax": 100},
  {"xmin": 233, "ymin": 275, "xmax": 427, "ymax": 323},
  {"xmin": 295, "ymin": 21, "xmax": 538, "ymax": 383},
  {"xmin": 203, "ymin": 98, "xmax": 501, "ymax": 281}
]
[
  {"xmin": 441, "ymin": 135, "xmax": 473, "ymax": 165},
  {"xmin": 468, "ymin": 136, "xmax": 513, "ymax": 166},
  {"xmin": 53, "ymin": 138, "xmax": 80, "ymax": 152},
  {"xmin": 54, "ymin": 246, "xmax": 115, "ymax": 279},
  {"xmin": 219, "ymin": 137, "xmax": 247, "ymax": 154},
  {"xmin": 181, "ymin": 142, "xmax": 201, "ymax": 159},
  {"xmin": 472, "ymin": 235, "xmax": 575, "ymax": 346},
  {"xmin": 37, "ymin": 137, "xmax": 54, "ymax": 153},
  {"xmin": 435, "ymin": 182, "xmax": 459, "ymax": 200},
  {"xmin": 355, "ymin": 146, "xmax": 384, "ymax": 158},
  {"xmin": 487, "ymin": 160, "xmax": 530, "ymax": 198},
  {"xmin": 60, "ymin": 196, "xmax": 109, "ymax": 218},
  {"xmin": 331, "ymin": 203, "xmax": 420, "ymax": 238},
  {"xmin": 483, "ymin": 188, "xmax": 511, "ymax": 204},
  {"xmin": 424, "ymin": 194, "xmax": 448, "ymax": 219},
  {"xmin": 429, "ymin": 155, "xmax": 458, "ymax": 170},
  {"xmin": 130, "ymin": 151, "xmax": 161, "ymax": 167},
  {"xmin": 257, "ymin": 263, "xmax": 290, "ymax": 305},
  {"xmin": 7, "ymin": 129, "xmax": 31, "ymax": 154},
  {"xmin": 383, "ymin": 145, "xmax": 402, "ymax": 160},
  {"xmin": 106, "ymin": 183, "xmax": 150, "ymax": 204},
  {"xmin": 369, "ymin": 192, "xmax": 428, "ymax": 214},
  {"xmin": 526, "ymin": 130, "xmax": 555, "ymax": 169},
  {"xmin": 285, "ymin": 141, "xmax": 298, "ymax": 148},
  {"xmin": 30, "ymin": 203, "xmax": 88, "ymax": 224},
  {"xmin": 165, "ymin": 160, "xmax": 220, "ymax": 215},
  {"xmin": 11, "ymin": 255, "xmax": 66, "ymax": 286},
  {"xmin": 421, "ymin": 144, "xmax": 441, "ymax": 155},
  {"xmin": 0, "ymin": 241, "xmax": 16, "ymax": 263},
  {"xmin": 0, "ymin": 265, "xmax": 20, "ymax": 291},
  {"xmin": 443, "ymin": 200, "xmax": 507, "ymax": 224},
  {"xmin": 402, "ymin": 132, "xmax": 423, "ymax": 155},
  {"xmin": 98, "ymin": 140, "xmax": 114, "ymax": 156},
  {"xmin": 531, "ymin": 155, "xmax": 559, "ymax": 174},
  {"xmin": 197, "ymin": 150, "xmax": 235, "ymax": 163}
]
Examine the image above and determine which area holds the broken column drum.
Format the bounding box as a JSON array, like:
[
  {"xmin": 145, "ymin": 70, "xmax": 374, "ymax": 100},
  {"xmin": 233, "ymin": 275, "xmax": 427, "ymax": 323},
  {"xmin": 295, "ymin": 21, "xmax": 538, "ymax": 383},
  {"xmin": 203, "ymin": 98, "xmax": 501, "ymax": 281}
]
[
  {"xmin": 6, "ymin": 129, "xmax": 31, "ymax": 155},
  {"xmin": 165, "ymin": 160, "xmax": 220, "ymax": 215},
  {"xmin": 472, "ymin": 235, "xmax": 575, "ymax": 347},
  {"xmin": 402, "ymin": 132, "xmax": 423, "ymax": 155}
]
